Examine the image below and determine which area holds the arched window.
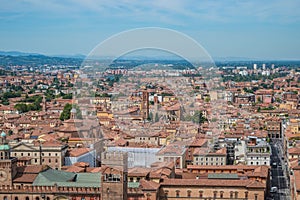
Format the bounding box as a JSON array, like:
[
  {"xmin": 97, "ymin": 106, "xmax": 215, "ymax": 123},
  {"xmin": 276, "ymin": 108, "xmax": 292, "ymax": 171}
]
[
  {"xmin": 26, "ymin": 197, "xmax": 30, "ymax": 200},
  {"xmin": 220, "ymin": 191, "xmax": 224, "ymax": 198},
  {"xmin": 176, "ymin": 190, "xmax": 180, "ymax": 197},
  {"xmin": 46, "ymin": 197, "xmax": 50, "ymax": 200},
  {"xmin": 199, "ymin": 190, "xmax": 203, "ymax": 198},
  {"xmin": 36, "ymin": 197, "xmax": 40, "ymax": 200},
  {"xmin": 245, "ymin": 191, "xmax": 248, "ymax": 199},
  {"xmin": 213, "ymin": 191, "xmax": 217, "ymax": 198},
  {"xmin": 164, "ymin": 190, "xmax": 169, "ymax": 197},
  {"xmin": 15, "ymin": 197, "xmax": 19, "ymax": 200},
  {"xmin": 235, "ymin": 191, "xmax": 238, "ymax": 198},
  {"xmin": 3, "ymin": 196, "xmax": 8, "ymax": 200},
  {"xmin": 187, "ymin": 190, "xmax": 191, "ymax": 197},
  {"xmin": 230, "ymin": 191, "xmax": 234, "ymax": 199}
]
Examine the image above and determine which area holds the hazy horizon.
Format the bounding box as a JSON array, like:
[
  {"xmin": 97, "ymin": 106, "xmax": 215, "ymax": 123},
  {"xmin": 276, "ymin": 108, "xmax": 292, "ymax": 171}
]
[{"xmin": 1, "ymin": 1, "xmax": 300, "ymax": 60}]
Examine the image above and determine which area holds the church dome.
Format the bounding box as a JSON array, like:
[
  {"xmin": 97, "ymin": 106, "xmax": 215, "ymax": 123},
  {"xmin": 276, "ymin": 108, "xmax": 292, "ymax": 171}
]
[
  {"xmin": 70, "ymin": 108, "xmax": 77, "ymax": 113},
  {"xmin": 0, "ymin": 131, "xmax": 6, "ymax": 138}
]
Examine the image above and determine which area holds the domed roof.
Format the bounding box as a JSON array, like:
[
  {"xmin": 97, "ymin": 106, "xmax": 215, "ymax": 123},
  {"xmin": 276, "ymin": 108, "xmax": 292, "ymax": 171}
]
[
  {"xmin": 70, "ymin": 108, "xmax": 77, "ymax": 113},
  {"xmin": 1, "ymin": 131, "xmax": 6, "ymax": 137}
]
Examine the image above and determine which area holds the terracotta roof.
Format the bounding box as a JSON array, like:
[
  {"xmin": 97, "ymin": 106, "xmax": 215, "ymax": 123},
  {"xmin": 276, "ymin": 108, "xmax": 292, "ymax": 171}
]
[
  {"xmin": 128, "ymin": 167, "xmax": 151, "ymax": 177},
  {"xmin": 68, "ymin": 148, "xmax": 91, "ymax": 157},
  {"xmin": 140, "ymin": 179, "xmax": 160, "ymax": 190},
  {"xmin": 17, "ymin": 165, "xmax": 49, "ymax": 174},
  {"xmin": 14, "ymin": 173, "xmax": 38, "ymax": 183}
]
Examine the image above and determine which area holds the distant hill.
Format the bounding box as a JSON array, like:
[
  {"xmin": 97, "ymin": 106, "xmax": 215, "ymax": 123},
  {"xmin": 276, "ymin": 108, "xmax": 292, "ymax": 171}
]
[
  {"xmin": 0, "ymin": 54, "xmax": 83, "ymax": 67},
  {"xmin": 0, "ymin": 51, "xmax": 43, "ymax": 57}
]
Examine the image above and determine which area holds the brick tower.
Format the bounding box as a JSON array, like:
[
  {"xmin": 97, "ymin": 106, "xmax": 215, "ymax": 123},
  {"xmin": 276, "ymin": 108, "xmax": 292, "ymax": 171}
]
[
  {"xmin": 101, "ymin": 151, "xmax": 128, "ymax": 200},
  {"xmin": 141, "ymin": 91, "xmax": 149, "ymax": 120},
  {"xmin": 0, "ymin": 131, "xmax": 17, "ymax": 186}
]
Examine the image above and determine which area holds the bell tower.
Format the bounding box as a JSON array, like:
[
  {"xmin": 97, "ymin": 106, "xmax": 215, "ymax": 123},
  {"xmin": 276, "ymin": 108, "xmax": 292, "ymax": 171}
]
[
  {"xmin": 141, "ymin": 91, "xmax": 149, "ymax": 120},
  {"xmin": 0, "ymin": 131, "xmax": 17, "ymax": 186},
  {"xmin": 101, "ymin": 151, "xmax": 128, "ymax": 200}
]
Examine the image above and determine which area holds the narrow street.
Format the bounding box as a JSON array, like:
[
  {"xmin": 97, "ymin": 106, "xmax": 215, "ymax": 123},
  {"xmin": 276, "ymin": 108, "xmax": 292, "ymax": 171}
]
[{"xmin": 269, "ymin": 139, "xmax": 291, "ymax": 200}]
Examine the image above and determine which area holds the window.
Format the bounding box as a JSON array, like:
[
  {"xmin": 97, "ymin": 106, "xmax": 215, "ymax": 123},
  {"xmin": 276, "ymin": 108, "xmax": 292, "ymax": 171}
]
[
  {"xmin": 254, "ymin": 194, "xmax": 258, "ymax": 200},
  {"xmin": 213, "ymin": 191, "xmax": 217, "ymax": 198},
  {"xmin": 49, "ymin": 153, "xmax": 51, "ymax": 156},
  {"xmin": 230, "ymin": 191, "xmax": 233, "ymax": 198},
  {"xmin": 21, "ymin": 153, "xmax": 23, "ymax": 156},
  {"xmin": 235, "ymin": 191, "xmax": 238, "ymax": 198},
  {"xmin": 176, "ymin": 190, "xmax": 180, "ymax": 197},
  {"xmin": 26, "ymin": 197, "xmax": 29, "ymax": 200},
  {"xmin": 164, "ymin": 190, "xmax": 169, "ymax": 197},
  {"xmin": 15, "ymin": 197, "xmax": 18, "ymax": 200},
  {"xmin": 28, "ymin": 153, "xmax": 30, "ymax": 156},
  {"xmin": 36, "ymin": 198, "xmax": 40, "ymax": 200},
  {"xmin": 55, "ymin": 159, "xmax": 58, "ymax": 163},
  {"xmin": 105, "ymin": 173, "xmax": 121, "ymax": 182},
  {"xmin": 187, "ymin": 190, "xmax": 191, "ymax": 197},
  {"xmin": 220, "ymin": 191, "xmax": 224, "ymax": 198},
  {"xmin": 245, "ymin": 191, "xmax": 248, "ymax": 199},
  {"xmin": 199, "ymin": 191, "xmax": 203, "ymax": 198},
  {"xmin": 46, "ymin": 198, "xmax": 50, "ymax": 200},
  {"xmin": 4, "ymin": 197, "xmax": 8, "ymax": 200}
]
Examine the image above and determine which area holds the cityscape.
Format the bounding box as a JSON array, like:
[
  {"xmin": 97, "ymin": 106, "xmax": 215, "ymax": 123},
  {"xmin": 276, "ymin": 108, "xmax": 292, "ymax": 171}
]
[{"xmin": 0, "ymin": 1, "xmax": 300, "ymax": 200}]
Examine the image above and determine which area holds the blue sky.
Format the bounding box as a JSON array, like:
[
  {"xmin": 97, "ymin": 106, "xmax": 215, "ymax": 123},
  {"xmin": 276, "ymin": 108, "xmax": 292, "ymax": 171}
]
[{"xmin": 0, "ymin": 0, "xmax": 300, "ymax": 60}]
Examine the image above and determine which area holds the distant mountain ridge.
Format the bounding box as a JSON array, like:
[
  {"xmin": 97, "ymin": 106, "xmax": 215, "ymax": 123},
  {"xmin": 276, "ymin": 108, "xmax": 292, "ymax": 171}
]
[
  {"xmin": 0, "ymin": 51, "xmax": 86, "ymax": 59},
  {"xmin": 0, "ymin": 51, "xmax": 43, "ymax": 57}
]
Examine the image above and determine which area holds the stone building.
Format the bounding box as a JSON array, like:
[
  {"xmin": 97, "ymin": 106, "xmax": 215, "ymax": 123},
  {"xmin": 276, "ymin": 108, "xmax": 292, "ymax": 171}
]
[{"xmin": 9, "ymin": 140, "xmax": 68, "ymax": 170}]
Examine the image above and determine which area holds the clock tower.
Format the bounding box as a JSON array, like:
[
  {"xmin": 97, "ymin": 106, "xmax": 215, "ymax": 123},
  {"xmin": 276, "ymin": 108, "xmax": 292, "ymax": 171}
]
[{"xmin": 0, "ymin": 131, "xmax": 17, "ymax": 186}]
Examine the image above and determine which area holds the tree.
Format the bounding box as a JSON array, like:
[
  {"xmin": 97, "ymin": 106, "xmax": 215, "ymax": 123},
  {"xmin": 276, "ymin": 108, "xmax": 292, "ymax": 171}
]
[
  {"xmin": 14, "ymin": 103, "xmax": 29, "ymax": 113},
  {"xmin": 60, "ymin": 103, "xmax": 82, "ymax": 121},
  {"xmin": 60, "ymin": 103, "xmax": 72, "ymax": 121}
]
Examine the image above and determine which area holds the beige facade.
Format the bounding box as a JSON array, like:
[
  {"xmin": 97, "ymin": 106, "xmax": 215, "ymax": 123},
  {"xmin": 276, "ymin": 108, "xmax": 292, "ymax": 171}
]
[
  {"xmin": 160, "ymin": 185, "xmax": 265, "ymax": 200},
  {"xmin": 10, "ymin": 141, "xmax": 68, "ymax": 170}
]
